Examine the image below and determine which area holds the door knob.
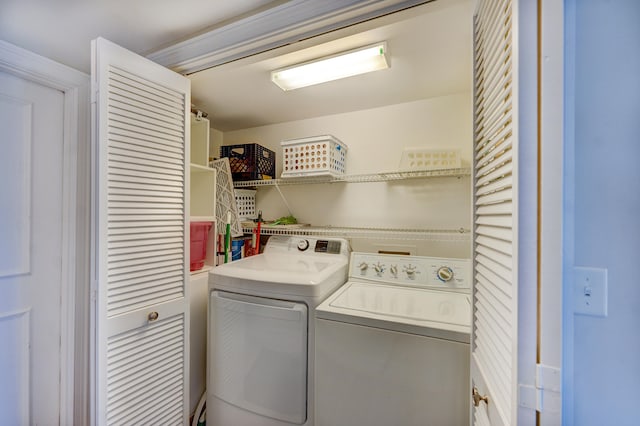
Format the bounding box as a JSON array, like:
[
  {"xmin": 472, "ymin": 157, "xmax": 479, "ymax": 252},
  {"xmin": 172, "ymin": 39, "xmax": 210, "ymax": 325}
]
[
  {"xmin": 472, "ymin": 387, "xmax": 489, "ymax": 407},
  {"xmin": 147, "ymin": 311, "xmax": 159, "ymax": 322}
]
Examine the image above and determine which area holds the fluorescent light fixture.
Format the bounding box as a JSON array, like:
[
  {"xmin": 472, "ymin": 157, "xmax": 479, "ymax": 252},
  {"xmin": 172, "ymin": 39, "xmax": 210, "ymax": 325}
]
[{"xmin": 271, "ymin": 42, "xmax": 389, "ymax": 91}]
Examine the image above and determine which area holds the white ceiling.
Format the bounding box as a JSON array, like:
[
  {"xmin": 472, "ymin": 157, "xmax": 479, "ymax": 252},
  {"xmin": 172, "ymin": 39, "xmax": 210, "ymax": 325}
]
[
  {"xmin": 189, "ymin": 0, "xmax": 472, "ymax": 131},
  {"xmin": 0, "ymin": 0, "xmax": 472, "ymax": 132},
  {"xmin": 0, "ymin": 0, "xmax": 281, "ymax": 73}
]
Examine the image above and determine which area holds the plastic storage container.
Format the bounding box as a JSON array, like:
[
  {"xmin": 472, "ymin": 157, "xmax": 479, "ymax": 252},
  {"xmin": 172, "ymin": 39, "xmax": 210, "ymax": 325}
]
[
  {"xmin": 231, "ymin": 238, "xmax": 244, "ymax": 261},
  {"xmin": 281, "ymin": 135, "xmax": 347, "ymax": 178},
  {"xmin": 190, "ymin": 221, "xmax": 213, "ymax": 271},
  {"xmin": 399, "ymin": 148, "xmax": 461, "ymax": 171},
  {"xmin": 220, "ymin": 143, "xmax": 276, "ymax": 181},
  {"xmin": 234, "ymin": 189, "xmax": 256, "ymax": 220}
]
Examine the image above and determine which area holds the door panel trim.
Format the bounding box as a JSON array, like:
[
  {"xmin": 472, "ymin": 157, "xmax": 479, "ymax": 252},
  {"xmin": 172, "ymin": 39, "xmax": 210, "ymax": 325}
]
[
  {"xmin": 0, "ymin": 309, "xmax": 30, "ymax": 423},
  {"xmin": 0, "ymin": 95, "xmax": 32, "ymax": 277}
]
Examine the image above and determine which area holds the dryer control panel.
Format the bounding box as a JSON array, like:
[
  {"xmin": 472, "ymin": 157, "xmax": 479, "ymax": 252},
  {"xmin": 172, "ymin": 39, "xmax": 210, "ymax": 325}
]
[
  {"xmin": 349, "ymin": 252, "xmax": 471, "ymax": 292},
  {"xmin": 264, "ymin": 235, "xmax": 350, "ymax": 257}
]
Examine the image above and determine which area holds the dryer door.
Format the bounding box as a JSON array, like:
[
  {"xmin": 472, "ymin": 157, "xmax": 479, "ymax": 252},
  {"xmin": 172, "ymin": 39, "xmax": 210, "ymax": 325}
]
[{"xmin": 209, "ymin": 290, "xmax": 308, "ymax": 424}]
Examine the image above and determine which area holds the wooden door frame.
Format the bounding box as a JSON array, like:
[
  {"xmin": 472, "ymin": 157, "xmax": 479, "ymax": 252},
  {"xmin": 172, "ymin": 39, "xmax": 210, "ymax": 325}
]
[
  {"xmin": 0, "ymin": 40, "xmax": 90, "ymax": 425},
  {"xmin": 150, "ymin": 0, "xmax": 566, "ymax": 422},
  {"xmin": 537, "ymin": 0, "xmax": 565, "ymax": 423}
]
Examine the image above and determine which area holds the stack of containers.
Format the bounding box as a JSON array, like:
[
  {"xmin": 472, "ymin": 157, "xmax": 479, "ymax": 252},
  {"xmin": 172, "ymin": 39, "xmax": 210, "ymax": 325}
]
[{"xmin": 219, "ymin": 143, "xmax": 274, "ymax": 260}]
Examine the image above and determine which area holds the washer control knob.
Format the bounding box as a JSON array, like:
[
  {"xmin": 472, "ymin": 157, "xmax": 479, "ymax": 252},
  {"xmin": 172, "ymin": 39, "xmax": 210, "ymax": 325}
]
[
  {"xmin": 437, "ymin": 266, "xmax": 454, "ymax": 282},
  {"xmin": 358, "ymin": 262, "xmax": 369, "ymax": 272},
  {"xmin": 373, "ymin": 262, "xmax": 384, "ymax": 276},
  {"xmin": 390, "ymin": 265, "xmax": 398, "ymax": 277},
  {"xmin": 297, "ymin": 239, "xmax": 310, "ymax": 251},
  {"xmin": 404, "ymin": 264, "xmax": 417, "ymax": 279}
]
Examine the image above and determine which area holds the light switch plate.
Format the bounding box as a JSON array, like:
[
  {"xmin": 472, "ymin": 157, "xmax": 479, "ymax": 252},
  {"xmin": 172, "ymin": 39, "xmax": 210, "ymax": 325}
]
[{"xmin": 574, "ymin": 267, "xmax": 608, "ymax": 317}]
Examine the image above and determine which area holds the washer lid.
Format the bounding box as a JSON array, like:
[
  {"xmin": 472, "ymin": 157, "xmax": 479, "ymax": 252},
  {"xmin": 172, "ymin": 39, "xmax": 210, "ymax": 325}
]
[
  {"xmin": 316, "ymin": 281, "xmax": 471, "ymax": 343},
  {"xmin": 210, "ymin": 253, "xmax": 349, "ymax": 298}
]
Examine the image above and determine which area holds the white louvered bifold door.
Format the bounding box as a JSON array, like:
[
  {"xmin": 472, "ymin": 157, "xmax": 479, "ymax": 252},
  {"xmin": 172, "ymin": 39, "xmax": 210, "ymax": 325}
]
[
  {"xmin": 471, "ymin": 0, "xmax": 518, "ymax": 425},
  {"xmin": 91, "ymin": 37, "xmax": 191, "ymax": 426}
]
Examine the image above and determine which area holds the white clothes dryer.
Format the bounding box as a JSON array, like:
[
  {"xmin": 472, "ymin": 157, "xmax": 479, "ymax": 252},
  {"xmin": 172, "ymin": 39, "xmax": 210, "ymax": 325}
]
[
  {"xmin": 315, "ymin": 252, "xmax": 472, "ymax": 426},
  {"xmin": 207, "ymin": 236, "xmax": 350, "ymax": 426}
]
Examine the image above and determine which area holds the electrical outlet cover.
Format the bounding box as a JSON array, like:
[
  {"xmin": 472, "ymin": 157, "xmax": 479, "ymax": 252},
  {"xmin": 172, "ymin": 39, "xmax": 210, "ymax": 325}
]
[{"xmin": 574, "ymin": 267, "xmax": 608, "ymax": 317}]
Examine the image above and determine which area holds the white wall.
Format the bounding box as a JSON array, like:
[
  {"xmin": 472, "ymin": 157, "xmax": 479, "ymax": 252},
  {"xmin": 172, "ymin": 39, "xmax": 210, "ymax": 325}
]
[
  {"xmin": 571, "ymin": 1, "xmax": 640, "ymax": 424},
  {"xmin": 211, "ymin": 92, "xmax": 472, "ymax": 257}
]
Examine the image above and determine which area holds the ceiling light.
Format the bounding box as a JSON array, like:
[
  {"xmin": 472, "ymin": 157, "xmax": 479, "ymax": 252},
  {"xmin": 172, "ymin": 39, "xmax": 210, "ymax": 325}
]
[{"xmin": 271, "ymin": 42, "xmax": 389, "ymax": 91}]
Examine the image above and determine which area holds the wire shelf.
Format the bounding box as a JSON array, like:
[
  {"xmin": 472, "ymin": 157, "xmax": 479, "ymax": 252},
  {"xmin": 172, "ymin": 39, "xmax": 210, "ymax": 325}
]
[
  {"xmin": 233, "ymin": 168, "xmax": 471, "ymax": 187},
  {"xmin": 241, "ymin": 226, "xmax": 471, "ymax": 241}
]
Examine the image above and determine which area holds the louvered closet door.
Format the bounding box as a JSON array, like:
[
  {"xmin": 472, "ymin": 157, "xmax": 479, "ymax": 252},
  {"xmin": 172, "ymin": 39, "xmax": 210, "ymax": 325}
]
[
  {"xmin": 471, "ymin": 0, "xmax": 517, "ymax": 425},
  {"xmin": 92, "ymin": 37, "xmax": 191, "ymax": 426}
]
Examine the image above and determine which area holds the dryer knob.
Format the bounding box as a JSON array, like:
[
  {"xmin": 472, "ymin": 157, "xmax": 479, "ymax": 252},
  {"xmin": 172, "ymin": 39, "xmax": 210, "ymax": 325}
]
[
  {"xmin": 390, "ymin": 265, "xmax": 398, "ymax": 277},
  {"xmin": 437, "ymin": 266, "xmax": 454, "ymax": 282},
  {"xmin": 297, "ymin": 239, "xmax": 310, "ymax": 251},
  {"xmin": 374, "ymin": 262, "xmax": 384, "ymax": 276},
  {"xmin": 404, "ymin": 264, "xmax": 417, "ymax": 279}
]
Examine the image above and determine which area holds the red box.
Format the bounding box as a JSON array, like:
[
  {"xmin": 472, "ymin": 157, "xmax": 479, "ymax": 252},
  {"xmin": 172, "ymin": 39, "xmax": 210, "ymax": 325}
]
[{"xmin": 190, "ymin": 222, "xmax": 213, "ymax": 271}]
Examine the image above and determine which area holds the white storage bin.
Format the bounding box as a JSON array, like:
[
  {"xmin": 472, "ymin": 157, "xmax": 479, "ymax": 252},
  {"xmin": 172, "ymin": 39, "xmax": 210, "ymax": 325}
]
[
  {"xmin": 399, "ymin": 148, "xmax": 461, "ymax": 171},
  {"xmin": 281, "ymin": 135, "xmax": 348, "ymax": 178},
  {"xmin": 234, "ymin": 189, "xmax": 256, "ymax": 219}
]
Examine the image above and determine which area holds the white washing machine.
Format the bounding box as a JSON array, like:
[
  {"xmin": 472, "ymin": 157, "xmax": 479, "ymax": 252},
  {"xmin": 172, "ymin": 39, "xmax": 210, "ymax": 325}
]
[
  {"xmin": 207, "ymin": 235, "xmax": 350, "ymax": 426},
  {"xmin": 315, "ymin": 252, "xmax": 471, "ymax": 426}
]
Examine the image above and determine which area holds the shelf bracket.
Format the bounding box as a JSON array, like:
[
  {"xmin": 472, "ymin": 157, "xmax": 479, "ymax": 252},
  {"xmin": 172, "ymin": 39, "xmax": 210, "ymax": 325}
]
[{"xmin": 274, "ymin": 182, "xmax": 294, "ymax": 216}]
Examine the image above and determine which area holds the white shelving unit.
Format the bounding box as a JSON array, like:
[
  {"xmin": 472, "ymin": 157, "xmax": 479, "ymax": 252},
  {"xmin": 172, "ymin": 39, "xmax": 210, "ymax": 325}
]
[
  {"xmin": 232, "ymin": 167, "xmax": 470, "ymax": 187},
  {"xmin": 241, "ymin": 225, "xmax": 470, "ymax": 241},
  {"xmin": 190, "ymin": 113, "xmax": 217, "ymax": 270},
  {"xmin": 190, "ymin": 165, "xmax": 216, "ymax": 221},
  {"xmin": 188, "ymin": 114, "xmax": 217, "ymax": 413},
  {"xmin": 190, "ymin": 114, "xmax": 216, "ymax": 221},
  {"xmin": 235, "ymin": 168, "xmax": 472, "ymax": 241}
]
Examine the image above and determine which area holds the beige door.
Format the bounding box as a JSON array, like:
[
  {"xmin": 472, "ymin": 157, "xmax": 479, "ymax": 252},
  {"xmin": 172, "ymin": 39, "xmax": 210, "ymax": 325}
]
[{"xmin": 0, "ymin": 70, "xmax": 65, "ymax": 424}]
